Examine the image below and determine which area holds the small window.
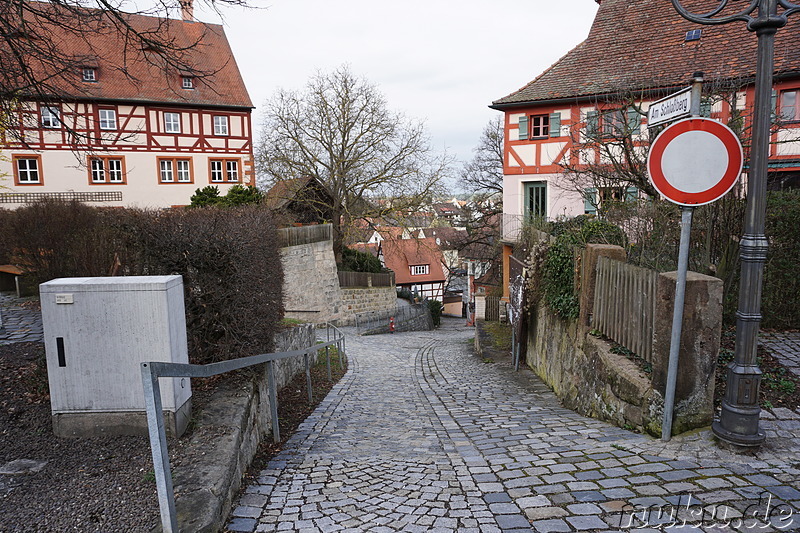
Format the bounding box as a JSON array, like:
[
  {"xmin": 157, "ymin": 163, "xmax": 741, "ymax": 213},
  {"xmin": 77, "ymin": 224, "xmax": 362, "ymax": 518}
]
[
  {"xmin": 213, "ymin": 115, "xmax": 229, "ymax": 136},
  {"xmin": 182, "ymin": 76, "xmax": 194, "ymax": 90},
  {"xmin": 41, "ymin": 106, "xmax": 60, "ymax": 128},
  {"xmin": 210, "ymin": 158, "xmax": 240, "ymax": 182},
  {"xmin": 780, "ymin": 90, "xmax": 799, "ymax": 122},
  {"xmin": 14, "ymin": 156, "xmax": 42, "ymax": 184},
  {"xmin": 530, "ymin": 114, "xmax": 550, "ymax": 138},
  {"xmin": 82, "ymin": 67, "xmax": 97, "ymax": 82},
  {"xmin": 164, "ymin": 112, "xmax": 181, "ymax": 133},
  {"xmin": 158, "ymin": 158, "xmax": 192, "ymax": 183},
  {"xmin": 89, "ymin": 157, "xmax": 125, "ymax": 184},
  {"xmin": 410, "ymin": 265, "xmax": 429, "ymax": 276},
  {"xmin": 685, "ymin": 29, "xmax": 702, "ymax": 42},
  {"xmin": 98, "ymin": 108, "xmax": 117, "ymax": 130}
]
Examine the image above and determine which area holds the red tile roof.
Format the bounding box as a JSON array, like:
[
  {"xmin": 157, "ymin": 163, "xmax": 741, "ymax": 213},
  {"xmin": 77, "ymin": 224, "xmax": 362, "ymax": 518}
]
[
  {"xmin": 492, "ymin": 0, "xmax": 800, "ymax": 107},
  {"xmin": 381, "ymin": 238, "xmax": 446, "ymax": 286},
  {"xmin": 12, "ymin": 2, "xmax": 252, "ymax": 108}
]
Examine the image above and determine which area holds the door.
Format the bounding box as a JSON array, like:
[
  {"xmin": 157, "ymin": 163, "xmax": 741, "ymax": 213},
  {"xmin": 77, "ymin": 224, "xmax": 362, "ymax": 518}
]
[{"xmin": 524, "ymin": 181, "xmax": 547, "ymax": 221}]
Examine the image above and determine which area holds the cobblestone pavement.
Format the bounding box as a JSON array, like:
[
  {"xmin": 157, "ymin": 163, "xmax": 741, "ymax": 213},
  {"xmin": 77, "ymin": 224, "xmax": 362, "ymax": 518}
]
[
  {"xmin": 0, "ymin": 292, "xmax": 43, "ymax": 345},
  {"xmin": 228, "ymin": 319, "xmax": 800, "ymax": 533},
  {"xmin": 760, "ymin": 332, "xmax": 800, "ymax": 378}
]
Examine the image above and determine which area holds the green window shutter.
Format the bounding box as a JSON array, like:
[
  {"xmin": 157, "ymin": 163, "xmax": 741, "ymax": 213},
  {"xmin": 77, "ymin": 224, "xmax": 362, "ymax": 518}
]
[
  {"xmin": 700, "ymin": 99, "xmax": 712, "ymax": 117},
  {"xmin": 626, "ymin": 108, "xmax": 640, "ymax": 134},
  {"xmin": 586, "ymin": 110, "xmax": 599, "ymax": 138},
  {"xmin": 518, "ymin": 115, "xmax": 529, "ymax": 140},
  {"xmin": 584, "ymin": 188, "xmax": 597, "ymax": 214},
  {"xmin": 549, "ymin": 113, "xmax": 561, "ymax": 138},
  {"xmin": 625, "ymin": 186, "xmax": 638, "ymax": 203}
]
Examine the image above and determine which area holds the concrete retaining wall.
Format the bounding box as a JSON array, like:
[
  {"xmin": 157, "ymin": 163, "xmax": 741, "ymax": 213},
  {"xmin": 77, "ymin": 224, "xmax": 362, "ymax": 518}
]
[{"xmin": 169, "ymin": 324, "xmax": 317, "ymax": 533}]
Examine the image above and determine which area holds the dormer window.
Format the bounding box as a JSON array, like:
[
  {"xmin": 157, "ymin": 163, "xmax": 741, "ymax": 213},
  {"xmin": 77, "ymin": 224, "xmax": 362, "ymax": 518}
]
[
  {"xmin": 685, "ymin": 29, "xmax": 702, "ymax": 42},
  {"xmin": 410, "ymin": 265, "xmax": 429, "ymax": 276},
  {"xmin": 82, "ymin": 67, "xmax": 97, "ymax": 82},
  {"xmin": 182, "ymin": 76, "xmax": 194, "ymax": 89}
]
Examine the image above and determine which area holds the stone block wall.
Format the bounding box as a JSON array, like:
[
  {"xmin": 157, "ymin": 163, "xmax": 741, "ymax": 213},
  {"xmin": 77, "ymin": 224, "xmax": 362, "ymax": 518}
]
[
  {"xmin": 281, "ymin": 239, "xmax": 341, "ymax": 324},
  {"xmin": 339, "ymin": 286, "xmax": 396, "ymax": 326}
]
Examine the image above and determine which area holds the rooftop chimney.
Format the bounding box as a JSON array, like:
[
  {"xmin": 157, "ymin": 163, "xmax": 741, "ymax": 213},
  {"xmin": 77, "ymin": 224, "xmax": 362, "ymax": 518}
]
[{"xmin": 180, "ymin": 0, "xmax": 194, "ymax": 21}]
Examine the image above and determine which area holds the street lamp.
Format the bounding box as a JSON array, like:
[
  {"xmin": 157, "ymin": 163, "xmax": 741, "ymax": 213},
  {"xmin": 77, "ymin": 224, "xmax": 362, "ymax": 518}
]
[{"xmin": 671, "ymin": 0, "xmax": 800, "ymax": 448}]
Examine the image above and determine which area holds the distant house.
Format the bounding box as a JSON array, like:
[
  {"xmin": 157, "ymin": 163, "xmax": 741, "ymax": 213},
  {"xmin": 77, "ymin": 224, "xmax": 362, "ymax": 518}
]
[
  {"xmin": 0, "ymin": 1, "xmax": 255, "ymax": 209},
  {"xmin": 381, "ymin": 238, "xmax": 446, "ymax": 302},
  {"xmin": 264, "ymin": 176, "xmax": 334, "ymax": 224}
]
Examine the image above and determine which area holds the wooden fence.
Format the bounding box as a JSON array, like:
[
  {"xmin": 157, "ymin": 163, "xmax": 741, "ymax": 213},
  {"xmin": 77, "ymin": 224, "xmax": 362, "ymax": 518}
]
[
  {"xmin": 278, "ymin": 224, "xmax": 332, "ymax": 248},
  {"xmin": 592, "ymin": 256, "xmax": 658, "ymax": 363},
  {"xmin": 485, "ymin": 295, "xmax": 501, "ymax": 321},
  {"xmin": 338, "ymin": 271, "xmax": 395, "ymax": 288}
]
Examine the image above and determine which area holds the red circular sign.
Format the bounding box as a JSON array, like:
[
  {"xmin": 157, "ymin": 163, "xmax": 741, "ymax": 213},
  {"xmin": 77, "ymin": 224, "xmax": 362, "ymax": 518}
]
[{"xmin": 647, "ymin": 117, "xmax": 743, "ymax": 206}]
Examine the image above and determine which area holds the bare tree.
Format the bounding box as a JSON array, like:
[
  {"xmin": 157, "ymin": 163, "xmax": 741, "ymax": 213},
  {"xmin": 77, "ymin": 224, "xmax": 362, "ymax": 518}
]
[
  {"xmin": 0, "ymin": 0, "xmax": 248, "ymax": 141},
  {"xmin": 257, "ymin": 65, "xmax": 450, "ymax": 261},
  {"xmin": 459, "ymin": 115, "xmax": 504, "ymax": 204}
]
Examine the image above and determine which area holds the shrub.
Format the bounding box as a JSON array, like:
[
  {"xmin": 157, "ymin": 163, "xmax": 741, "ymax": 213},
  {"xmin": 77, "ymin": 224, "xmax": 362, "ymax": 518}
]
[
  {"xmin": 762, "ymin": 190, "xmax": 800, "ymax": 329},
  {"xmin": 189, "ymin": 184, "xmax": 263, "ymax": 207},
  {"xmin": 340, "ymin": 246, "xmax": 383, "ymax": 273},
  {"xmin": 1, "ymin": 201, "xmax": 283, "ymax": 364},
  {"xmin": 426, "ymin": 298, "xmax": 443, "ymax": 327}
]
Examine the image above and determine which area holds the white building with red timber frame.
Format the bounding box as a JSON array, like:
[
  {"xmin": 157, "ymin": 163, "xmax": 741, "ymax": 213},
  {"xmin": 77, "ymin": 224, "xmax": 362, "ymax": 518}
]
[{"xmin": 0, "ymin": 3, "xmax": 255, "ymax": 209}]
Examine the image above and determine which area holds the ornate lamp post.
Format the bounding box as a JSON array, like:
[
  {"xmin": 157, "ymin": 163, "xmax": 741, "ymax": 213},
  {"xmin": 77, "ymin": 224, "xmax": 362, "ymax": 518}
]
[{"xmin": 671, "ymin": 0, "xmax": 800, "ymax": 447}]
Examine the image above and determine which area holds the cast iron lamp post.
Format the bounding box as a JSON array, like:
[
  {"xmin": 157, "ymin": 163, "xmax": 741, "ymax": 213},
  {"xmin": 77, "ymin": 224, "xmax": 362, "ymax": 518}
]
[{"xmin": 671, "ymin": 0, "xmax": 800, "ymax": 447}]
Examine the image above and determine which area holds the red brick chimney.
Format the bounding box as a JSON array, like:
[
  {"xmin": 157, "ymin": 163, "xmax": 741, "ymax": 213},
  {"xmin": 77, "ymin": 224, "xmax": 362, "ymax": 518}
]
[{"xmin": 180, "ymin": 0, "xmax": 194, "ymax": 21}]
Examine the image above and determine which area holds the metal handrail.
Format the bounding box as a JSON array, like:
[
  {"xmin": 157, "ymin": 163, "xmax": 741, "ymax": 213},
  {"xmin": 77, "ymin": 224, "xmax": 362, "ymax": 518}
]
[{"xmin": 141, "ymin": 323, "xmax": 346, "ymax": 533}]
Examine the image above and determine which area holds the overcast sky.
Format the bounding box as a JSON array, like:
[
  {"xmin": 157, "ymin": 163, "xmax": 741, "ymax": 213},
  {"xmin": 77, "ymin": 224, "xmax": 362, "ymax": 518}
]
[{"xmin": 192, "ymin": 0, "xmax": 599, "ymax": 185}]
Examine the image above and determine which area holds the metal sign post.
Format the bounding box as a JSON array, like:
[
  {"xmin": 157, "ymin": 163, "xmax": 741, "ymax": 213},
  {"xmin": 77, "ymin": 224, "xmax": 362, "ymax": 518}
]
[{"xmin": 647, "ymin": 74, "xmax": 744, "ymax": 440}]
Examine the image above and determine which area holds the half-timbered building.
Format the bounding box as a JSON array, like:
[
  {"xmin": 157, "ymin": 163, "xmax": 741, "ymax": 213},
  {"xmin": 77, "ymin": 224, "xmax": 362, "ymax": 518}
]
[{"xmin": 0, "ymin": 2, "xmax": 254, "ymax": 208}]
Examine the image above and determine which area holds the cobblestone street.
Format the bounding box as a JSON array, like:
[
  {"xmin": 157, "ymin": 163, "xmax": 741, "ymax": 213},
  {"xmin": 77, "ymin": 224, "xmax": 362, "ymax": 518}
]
[{"xmin": 228, "ymin": 318, "xmax": 800, "ymax": 533}]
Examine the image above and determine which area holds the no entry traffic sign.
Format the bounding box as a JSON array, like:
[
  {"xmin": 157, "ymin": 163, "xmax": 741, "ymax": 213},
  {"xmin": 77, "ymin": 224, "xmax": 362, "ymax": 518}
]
[{"xmin": 647, "ymin": 117, "xmax": 743, "ymax": 206}]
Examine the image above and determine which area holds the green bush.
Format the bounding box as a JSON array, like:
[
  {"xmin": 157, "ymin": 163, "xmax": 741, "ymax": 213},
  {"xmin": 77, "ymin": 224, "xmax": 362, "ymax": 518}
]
[
  {"xmin": 340, "ymin": 246, "xmax": 383, "ymax": 273},
  {"xmin": 426, "ymin": 298, "xmax": 443, "ymax": 327},
  {"xmin": 190, "ymin": 184, "xmax": 263, "ymax": 207},
  {"xmin": 762, "ymin": 190, "xmax": 800, "ymax": 328},
  {"xmin": 0, "ymin": 201, "xmax": 283, "ymax": 364}
]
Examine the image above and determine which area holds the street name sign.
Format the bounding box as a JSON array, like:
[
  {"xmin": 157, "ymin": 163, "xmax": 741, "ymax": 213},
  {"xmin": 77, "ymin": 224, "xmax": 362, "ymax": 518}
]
[
  {"xmin": 647, "ymin": 87, "xmax": 692, "ymax": 128},
  {"xmin": 647, "ymin": 117, "xmax": 743, "ymax": 206}
]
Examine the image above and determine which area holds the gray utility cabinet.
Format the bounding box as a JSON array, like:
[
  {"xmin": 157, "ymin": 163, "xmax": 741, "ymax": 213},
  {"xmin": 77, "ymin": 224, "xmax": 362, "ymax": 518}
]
[{"xmin": 40, "ymin": 276, "xmax": 191, "ymax": 438}]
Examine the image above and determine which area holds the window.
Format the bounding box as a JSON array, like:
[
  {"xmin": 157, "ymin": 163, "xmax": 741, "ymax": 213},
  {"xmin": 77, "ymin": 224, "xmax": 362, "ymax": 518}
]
[
  {"xmin": 182, "ymin": 76, "xmax": 194, "ymax": 89},
  {"xmin": 82, "ymin": 67, "xmax": 96, "ymax": 82},
  {"xmin": 411, "ymin": 265, "xmax": 429, "ymax": 276},
  {"xmin": 780, "ymin": 90, "xmax": 799, "ymax": 122},
  {"xmin": 530, "ymin": 115, "xmax": 550, "ymax": 138},
  {"xmin": 164, "ymin": 112, "xmax": 181, "ymax": 133},
  {"xmin": 41, "ymin": 106, "xmax": 60, "ymax": 128},
  {"xmin": 213, "ymin": 115, "xmax": 229, "ymax": 136},
  {"xmin": 89, "ymin": 157, "xmax": 125, "ymax": 184},
  {"xmin": 525, "ymin": 181, "xmax": 547, "ymax": 220},
  {"xmin": 98, "ymin": 108, "xmax": 117, "ymax": 130},
  {"xmin": 685, "ymin": 29, "xmax": 702, "ymax": 42},
  {"xmin": 13, "ymin": 156, "xmax": 42, "ymax": 185},
  {"xmin": 210, "ymin": 158, "xmax": 240, "ymax": 182},
  {"xmin": 158, "ymin": 158, "xmax": 193, "ymax": 183},
  {"xmin": 588, "ymin": 107, "xmax": 640, "ymax": 139}
]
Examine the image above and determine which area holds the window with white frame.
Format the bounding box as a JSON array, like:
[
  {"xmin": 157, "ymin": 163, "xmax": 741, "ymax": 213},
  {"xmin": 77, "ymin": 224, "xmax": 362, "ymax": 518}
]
[
  {"xmin": 780, "ymin": 89, "xmax": 799, "ymax": 122},
  {"xmin": 410, "ymin": 265, "xmax": 429, "ymax": 276},
  {"xmin": 164, "ymin": 112, "xmax": 181, "ymax": 133},
  {"xmin": 159, "ymin": 158, "xmax": 192, "ymax": 183},
  {"xmin": 90, "ymin": 157, "xmax": 124, "ymax": 183},
  {"xmin": 530, "ymin": 114, "xmax": 550, "ymax": 138},
  {"xmin": 14, "ymin": 156, "xmax": 41, "ymax": 184},
  {"xmin": 41, "ymin": 106, "xmax": 60, "ymax": 128},
  {"xmin": 176, "ymin": 159, "xmax": 191, "ymax": 182},
  {"xmin": 82, "ymin": 67, "xmax": 96, "ymax": 82},
  {"xmin": 98, "ymin": 108, "xmax": 117, "ymax": 130},
  {"xmin": 182, "ymin": 76, "xmax": 194, "ymax": 89},
  {"xmin": 210, "ymin": 158, "xmax": 240, "ymax": 182},
  {"xmin": 213, "ymin": 115, "xmax": 229, "ymax": 136}
]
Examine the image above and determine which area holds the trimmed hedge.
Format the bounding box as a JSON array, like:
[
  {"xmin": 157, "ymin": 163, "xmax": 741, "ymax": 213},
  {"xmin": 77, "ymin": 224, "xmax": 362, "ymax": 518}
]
[
  {"xmin": 0, "ymin": 201, "xmax": 284, "ymax": 363},
  {"xmin": 762, "ymin": 190, "xmax": 800, "ymax": 329}
]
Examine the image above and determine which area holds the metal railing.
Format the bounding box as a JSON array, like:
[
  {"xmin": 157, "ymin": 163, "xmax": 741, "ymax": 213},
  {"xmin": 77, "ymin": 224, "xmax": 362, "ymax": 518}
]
[
  {"xmin": 0, "ymin": 190, "xmax": 123, "ymax": 203},
  {"xmin": 338, "ymin": 270, "xmax": 395, "ymax": 288},
  {"xmin": 141, "ymin": 323, "xmax": 346, "ymax": 533},
  {"xmin": 355, "ymin": 303, "xmax": 431, "ymax": 334},
  {"xmin": 278, "ymin": 224, "xmax": 333, "ymax": 247}
]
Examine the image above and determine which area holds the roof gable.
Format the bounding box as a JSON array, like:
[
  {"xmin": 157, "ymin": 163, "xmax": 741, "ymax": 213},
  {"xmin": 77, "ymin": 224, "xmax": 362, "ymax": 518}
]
[
  {"xmin": 382, "ymin": 238, "xmax": 446, "ymax": 285},
  {"xmin": 493, "ymin": 0, "xmax": 800, "ymax": 107}
]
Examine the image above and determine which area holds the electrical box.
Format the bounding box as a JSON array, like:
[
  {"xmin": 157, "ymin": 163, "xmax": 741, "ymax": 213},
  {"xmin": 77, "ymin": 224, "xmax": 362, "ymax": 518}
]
[{"xmin": 40, "ymin": 276, "xmax": 191, "ymax": 437}]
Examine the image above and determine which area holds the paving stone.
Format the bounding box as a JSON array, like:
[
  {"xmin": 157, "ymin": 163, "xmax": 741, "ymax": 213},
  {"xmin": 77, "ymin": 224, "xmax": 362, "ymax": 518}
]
[
  {"xmin": 531, "ymin": 518, "xmax": 571, "ymax": 532},
  {"xmin": 566, "ymin": 515, "xmax": 611, "ymax": 530}
]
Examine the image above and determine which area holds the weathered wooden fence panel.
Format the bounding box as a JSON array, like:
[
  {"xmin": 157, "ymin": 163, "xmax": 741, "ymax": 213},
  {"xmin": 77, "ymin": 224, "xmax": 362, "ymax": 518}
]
[
  {"xmin": 337, "ymin": 271, "xmax": 395, "ymax": 288},
  {"xmin": 592, "ymin": 256, "xmax": 658, "ymax": 362},
  {"xmin": 485, "ymin": 295, "xmax": 501, "ymax": 321},
  {"xmin": 278, "ymin": 224, "xmax": 332, "ymax": 247}
]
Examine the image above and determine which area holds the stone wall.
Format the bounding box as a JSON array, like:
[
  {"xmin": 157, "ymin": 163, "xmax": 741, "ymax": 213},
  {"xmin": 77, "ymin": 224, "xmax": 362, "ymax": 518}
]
[
  {"xmin": 171, "ymin": 324, "xmax": 319, "ymax": 533},
  {"xmin": 339, "ymin": 286, "xmax": 397, "ymax": 326},
  {"xmin": 524, "ymin": 244, "xmax": 722, "ymax": 437},
  {"xmin": 281, "ymin": 239, "xmax": 341, "ymax": 324}
]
